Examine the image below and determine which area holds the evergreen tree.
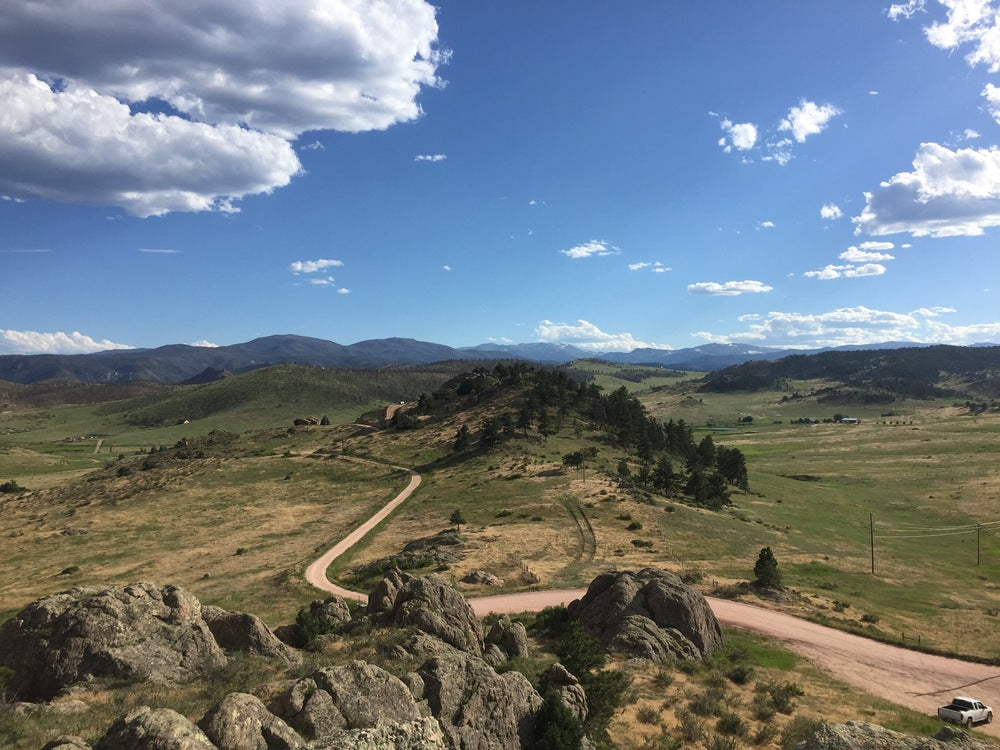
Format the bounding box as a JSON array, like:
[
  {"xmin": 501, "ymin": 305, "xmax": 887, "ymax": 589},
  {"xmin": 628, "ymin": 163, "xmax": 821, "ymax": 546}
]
[{"xmin": 754, "ymin": 546, "xmax": 781, "ymax": 588}]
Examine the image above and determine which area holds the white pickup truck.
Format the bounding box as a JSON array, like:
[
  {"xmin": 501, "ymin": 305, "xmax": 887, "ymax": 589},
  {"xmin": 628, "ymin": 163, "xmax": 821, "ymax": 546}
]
[{"xmin": 937, "ymin": 696, "xmax": 993, "ymax": 727}]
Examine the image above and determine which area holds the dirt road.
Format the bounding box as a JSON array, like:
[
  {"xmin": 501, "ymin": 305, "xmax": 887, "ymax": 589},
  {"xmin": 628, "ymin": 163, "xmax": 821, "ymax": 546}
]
[{"xmin": 305, "ymin": 463, "xmax": 1000, "ymax": 737}]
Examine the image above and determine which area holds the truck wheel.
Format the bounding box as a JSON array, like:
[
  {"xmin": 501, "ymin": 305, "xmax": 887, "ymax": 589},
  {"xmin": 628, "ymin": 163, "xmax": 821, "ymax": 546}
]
[
  {"xmin": 987, "ymin": 712, "xmax": 993, "ymax": 724},
  {"xmin": 965, "ymin": 717, "xmax": 973, "ymax": 728}
]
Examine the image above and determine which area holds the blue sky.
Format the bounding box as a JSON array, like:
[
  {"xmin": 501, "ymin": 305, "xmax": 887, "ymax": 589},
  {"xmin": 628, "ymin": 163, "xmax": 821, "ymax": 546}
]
[{"xmin": 2, "ymin": 0, "xmax": 999, "ymax": 355}]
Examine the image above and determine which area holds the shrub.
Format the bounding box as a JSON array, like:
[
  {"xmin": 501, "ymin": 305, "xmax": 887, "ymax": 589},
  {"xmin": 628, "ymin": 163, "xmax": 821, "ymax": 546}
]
[
  {"xmin": 555, "ymin": 622, "xmax": 605, "ymax": 677},
  {"xmin": 716, "ymin": 711, "xmax": 745, "ymax": 736},
  {"xmin": 637, "ymin": 705, "xmax": 660, "ymax": 725},
  {"xmin": 627, "ymin": 521, "xmax": 643, "ymax": 531},
  {"xmin": 726, "ymin": 664, "xmax": 754, "ymax": 685},
  {"xmin": 780, "ymin": 716, "xmax": 822, "ymax": 749},
  {"xmin": 861, "ymin": 613, "xmax": 879, "ymax": 624},
  {"xmin": 582, "ymin": 669, "xmax": 630, "ymax": 740},
  {"xmin": 0, "ymin": 480, "xmax": 25, "ymax": 494},
  {"xmin": 704, "ymin": 735, "xmax": 740, "ymax": 750},
  {"xmin": 532, "ymin": 690, "xmax": 585, "ymax": 750},
  {"xmin": 752, "ymin": 723, "xmax": 778, "ymax": 745},
  {"xmin": 675, "ymin": 709, "xmax": 704, "ymax": 743}
]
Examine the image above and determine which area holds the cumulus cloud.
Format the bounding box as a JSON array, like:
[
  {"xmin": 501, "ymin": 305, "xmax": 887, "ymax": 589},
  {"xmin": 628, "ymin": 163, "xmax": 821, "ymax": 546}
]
[
  {"xmin": 805, "ymin": 262, "xmax": 888, "ymax": 279},
  {"xmin": 692, "ymin": 304, "xmax": 999, "ymax": 348},
  {"xmin": 189, "ymin": 340, "xmax": 219, "ymax": 348},
  {"xmin": 778, "ymin": 99, "xmax": 842, "ymax": 143},
  {"xmin": 415, "ymin": 154, "xmax": 446, "ymax": 162},
  {"xmin": 820, "ymin": 203, "xmax": 844, "ymax": 220},
  {"xmin": 443, "ymin": 264, "xmax": 452, "ymax": 271},
  {"xmin": 0, "ymin": 0, "xmax": 446, "ymax": 215},
  {"xmin": 853, "ymin": 142, "xmax": 1000, "ymax": 237},
  {"xmin": 561, "ymin": 240, "xmax": 619, "ymax": 259},
  {"xmin": 687, "ymin": 280, "xmax": 773, "ymax": 296},
  {"xmin": 922, "ymin": 0, "xmax": 1000, "ymax": 71},
  {"xmin": 888, "ymin": 0, "xmax": 926, "ymax": 20},
  {"xmin": 718, "ymin": 119, "xmax": 758, "ymax": 152},
  {"xmin": 912, "ymin": 305, "xmax": 957, "ymax": 316},
  {"xmin": 984, "ymin": 83, "xmax": 1000, "ymax": 122},
  {"xmin": 758, "ymin": 220, "xmax": 776, "ymax": 228},
  {"xmin": 535, "ymin": 319, "xmax": 669, "ymax": 351},
  {"xmin": 0, "ymin": 329, "xmax": 133, "ymax": 355},
  {"xmin": 0, "ymin": 72, "xmax": 301, "ymax": 218},
  {"xmin": 309, "ymin": 276, "xmax": 337, "ymax": 286},
  {"xmin": 290, "ymin": 258, "xmax": 344, "ymax": 274},
  {"xmin": 840, "ymin": 244, "xmax": 895, "ymax": 262}
]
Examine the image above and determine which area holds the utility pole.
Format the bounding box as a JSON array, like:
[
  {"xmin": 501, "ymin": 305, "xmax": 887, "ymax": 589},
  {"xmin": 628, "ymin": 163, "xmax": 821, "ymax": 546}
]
[{"xmin": 870, "ymin": 513, "xmax": 875, "ymax": 575}]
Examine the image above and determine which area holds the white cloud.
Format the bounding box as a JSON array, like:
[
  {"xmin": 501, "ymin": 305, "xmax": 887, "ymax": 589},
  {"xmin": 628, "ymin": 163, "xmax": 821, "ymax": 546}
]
[
  {"xmin": 628, "ymin": 261, "xmax": 670, "ymax": 273},
  {"xmin": 804, "ymin": 264, "xmax": 851, "ymax": 280},
  {"xmin": 718, "ymin": 119, "xmax": 758, "ymax": 152},
  {"xmin": 535, "ymin": 319, "xmax": 669, "ymax": 351},
  {"xmin": 138, "ymin": 248, "xmax": 181, "ymax": 254},
  {"xmin": 778, "ymin": 99, "xmax": 842, "ymax": 143},
  {"xmin": 300, "ymin": 140, "xmax": 325, "ymax": 151},
  {"xmin": 805, "ymin": 262, "xmax": 888, "ymax": 279},
  {"xmin": 0, "ymin": 0, "xmax": 446, "ymax": 215},
  {"xmin": 859, "ymin": 241, "xmax": 895, "ymax": 251},
  {"xmin": 443, "ymin": 265, "xmax": 452, "ymax": 271},
  {"xmin": 820, "ymin": 203, "xmax": 844, "ymax": 220},
  {"xmin": 561, "ymin": 240, "xmax": 619, "ymax": 259},
  {"xmin": 888, "ymin": 0, "xmax": 926, "ymax": 20},
  {"xmin": 0, "ymin": 329, "xmax": 133, "ymax": 355},
  {"xmin": 309, "ymin": 276, "xmax": 337, "ymax": 286},
  {"xmin": 415, "ymin": 154, "xmax": 446, "ymax": 162},
  {"xmin": 337, "ymin": 288, "xmax": 351, "ymax": 294},
  {"xmin": 869, "ymin": 90, "xmax": 880, "ymax": 95},
  {"xmin": 853, "ymin": 142, "xmax": 1000, "ymax": 237},
  {"xmin": 687, "ymin": 280, "xmax": 773, "ymax": 296},
  {"xmin": 758, "ymin": 220, "xmax": 776, "ymax": 228},
  {"xmin": 290, "ymin": 258, "xmax": 344, "ymax": 274},
  {"xmin": 923, "ymin": 0, "xmax": 1000, "ymax": 72},
  {"xmin": 845, "ymin": 263, "xmax": 888, "ymax": 277},
  {"xmin": 0, "ymin": 72, "xmax": 301, "ymax": 218},
  {"xmin": 692, "ymin": 304, "xmax": 995, "ymax": 348},
  {"xmin": 189, "ymin": 340, "xmax": 219, "ymax": 348},
  {"xmin": 912, "ymin": 306, "xmax": 957, "ymax": 316},
  {"xmin": 984, "ymin": 83, "xmax": 1000, "ymax": 122},
  {"xmin": 840, "ymin": 245, "xmax": 895, "ymax": 262},
  {"xmin": 961, "ymin": 127, "xmax": 981, "ymax": 140}
]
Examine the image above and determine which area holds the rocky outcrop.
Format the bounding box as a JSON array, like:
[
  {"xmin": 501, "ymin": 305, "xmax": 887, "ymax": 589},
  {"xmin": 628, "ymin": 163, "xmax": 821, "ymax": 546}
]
[
  {"xmin": 794, "ymin": 721, "xmax": 992, "ymax": 749},
  {"xmin": 41, "ymin": 738, "xmax": 90, "ymax": 750},
  {"xmin": 93, "ymin": 706, "xmax": 216, "ymax": 749},
  {"xmin": 418, "ymin": 650, "xmax": 543, "ymax": 749},
  {"xmin": 483, "ymin": 615, "xmax": 528, "ymax": 667},
  {"xmin": 310, "ymin": 718, "xmax": 447, "ymax": 750},
  {"xmin": 461, "ymin": 570, "xmax": 503, "ymax": 587},
  {"xmin": 201, "ymin": 606, "xmax": 300, "ymax": 665},
  {"xmin": 0, "ymin": 584, "xmax": 227, "ymax": 701},
  {"xmin": 368, "ymin": 571, "xmax": 483, "ymax": 656},
  {"xmin": 566, "ymin": 568, "xmax": 723, "ymax": 661},
  {"xmin": 198, "ymin": 692, "xmax": 304, "ymax": 750},
  {"xmin": 269, "ymin": 662, "xmax": 422, "ymax": 741},
  {"xmin": 544, "ymin": 664, "xmax": 588, "ymax": 723}
]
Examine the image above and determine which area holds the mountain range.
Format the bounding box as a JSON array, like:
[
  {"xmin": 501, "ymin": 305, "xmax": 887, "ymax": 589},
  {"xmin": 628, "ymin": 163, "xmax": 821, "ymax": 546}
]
[{"xmin": 0, "ymin": 334, "xmax": 995, "ymax": 385}]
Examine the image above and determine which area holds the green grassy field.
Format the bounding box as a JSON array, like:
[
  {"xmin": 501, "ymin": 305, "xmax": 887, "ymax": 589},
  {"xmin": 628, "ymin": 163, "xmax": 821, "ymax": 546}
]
[{"xmin": 1, "ymin": 361, "xmax": 998, "ymax": 663}]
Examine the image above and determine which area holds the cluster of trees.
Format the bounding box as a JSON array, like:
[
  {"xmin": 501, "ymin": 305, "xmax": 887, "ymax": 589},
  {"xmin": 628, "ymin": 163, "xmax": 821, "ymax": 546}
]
[{"xmin": 427, "ymin": 365, "xmax": 749, "ymax": 510}]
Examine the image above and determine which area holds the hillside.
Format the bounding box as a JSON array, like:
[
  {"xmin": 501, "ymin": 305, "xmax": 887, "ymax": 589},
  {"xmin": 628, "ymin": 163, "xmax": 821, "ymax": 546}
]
[{"xmin": 700, "ymin": 344, "xmax": 1000, "ymax": 400}]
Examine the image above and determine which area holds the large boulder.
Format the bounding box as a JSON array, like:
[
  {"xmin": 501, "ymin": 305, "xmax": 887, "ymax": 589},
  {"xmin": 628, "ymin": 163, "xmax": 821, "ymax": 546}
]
[
  {"xmin": 566, "ymin": 568, "xmax": 723, "ymax": 662},
  {"xmin": 201, "ymin": 606, "xmax": 300, "ymax": 665},
  {"xmin": 483, "ymin": 615, "xmax": 528, "ymax": 667},
  {"xmin": 93, "ymin": 706, "xmax": 216, "ymax": 749},
  {"xmin": 0, "ymin": 584, "xmax": 227, "ymax": 700},
  {"xmin": 368, "ymin": 571, "xmax": 484, "ymax": 656},
  {"xmin": 544, "ymin": 664, "xmax": 588, "ymax": 723},
  {"xmin": 794, "ymin": 721, "xmax": 992, "ymax": 749},
  {"xmin": 269, "ymin": 661, "xmax": 422, "ymax": 741},
  {"xmin": 418, "ymin": 650, "xmax": 543, "ymax": 749},
  {"xmin": 198, "ymin": 692, "xmax": 304, "ymax": 750}
]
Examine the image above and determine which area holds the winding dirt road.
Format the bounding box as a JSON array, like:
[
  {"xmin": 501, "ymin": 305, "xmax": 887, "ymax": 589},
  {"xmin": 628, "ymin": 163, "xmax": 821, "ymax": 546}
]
[{"xmin": 305, "ymin": 462, "xmax": 1000, "ymax": 737}]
